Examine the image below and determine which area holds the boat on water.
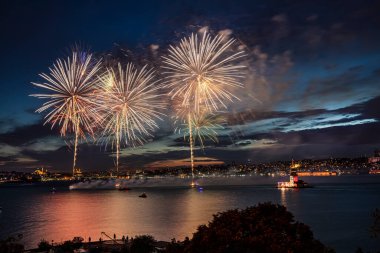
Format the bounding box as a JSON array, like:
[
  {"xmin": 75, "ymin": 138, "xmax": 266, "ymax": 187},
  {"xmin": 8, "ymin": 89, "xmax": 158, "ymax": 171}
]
[
  {"xmin": 115, "ymin": 182, "xmax": 131, "ymax": 191},
  {"xmin": 190, "ymin": 181, "xmax": 199, "ymax": 188},
  {"xmin": 277, "ymin": 160, "xmax": 311, "ymax": 189},
  {"xmin": 139, "ymin": 193, "xmax": 147, "ymax": 198}
]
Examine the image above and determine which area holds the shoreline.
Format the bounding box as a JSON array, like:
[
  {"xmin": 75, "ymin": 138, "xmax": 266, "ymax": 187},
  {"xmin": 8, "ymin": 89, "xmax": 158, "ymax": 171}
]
[{"xmin": 23, "ymin": 238, "xmax": 171, "ymax": 252}]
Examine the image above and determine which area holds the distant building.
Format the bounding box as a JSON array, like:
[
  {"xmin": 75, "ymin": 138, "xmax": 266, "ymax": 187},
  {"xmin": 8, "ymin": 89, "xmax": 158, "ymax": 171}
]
[
  {"xmin": 298, "ymin": 171, "xmax": 337, "ymax": 176},
  {"xmin": 73, "ymin": 168, "xmax": 83, "ymax": 177},
  {"xmin": 34, "ymin": 168, "xmax": 47, "ymax": 176},
  {"xmin": 278, "ymin": 160, "xmax": 301, "ymax": 188},
  {"xmin": 369, "ymin": 157, "xmax": 380, "ymax": 163},
  {"xmin": 368, "ymin": 149, "xmax": 380, "ymax": 163}
]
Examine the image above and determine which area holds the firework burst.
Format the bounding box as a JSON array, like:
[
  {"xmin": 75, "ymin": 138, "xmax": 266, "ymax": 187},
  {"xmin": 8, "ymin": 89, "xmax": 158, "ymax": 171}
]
[
  {"xmin": 163, "ymin": 31, "xmax": 245, "ymax": 183},
  {"xmin": 162, "ymin": 31, "xmax": 245, "ymax": 114},
  {"xmin": 174, "ymin": 106, "xmax": 224, "ymax": 149},
  {"xmin": 97, "ymin": 63, "xmax": 165, "ymax": 175},
  {"xmin": 31, "ymin": 51, "xmax": 103, "ymax": 176},
  {"xmin": 185, "ymin": 112, "xmax": 224, "ymax": 148}
]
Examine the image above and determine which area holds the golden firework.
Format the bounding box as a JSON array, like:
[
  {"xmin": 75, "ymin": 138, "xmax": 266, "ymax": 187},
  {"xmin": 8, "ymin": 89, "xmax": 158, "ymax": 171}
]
[
  {"xmin": 162, "ymin": 31, "xmax": 245, "ymax": 114},
  {"xmin": 31, "ymin": 51, "xmax": 103, "ymax": 176},
  {"xmin": 163, "ymin": 31, "xmax": 245, "ymax": 183},
  {"xmin": 96, "ymin": 63, "xmax": 166, "ymax": 175}
]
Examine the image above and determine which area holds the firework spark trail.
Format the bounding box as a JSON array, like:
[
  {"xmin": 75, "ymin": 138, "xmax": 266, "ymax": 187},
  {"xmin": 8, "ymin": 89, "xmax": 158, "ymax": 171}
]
[
  {"xmin": 188, "ymin": 113, "xmax": 195, "ymax": 179},
  {"xmin": 115, "ymin": 115, "xmax": 120, "ymax": 175},
  {"xmin": 96, "ymin": 63, "xmax": 166, "ymax": 176},
  {"xmin": 175, "ymin": 109, "xmax": 225, "ymax": 179},
  {"xmin": 31, "ymin": 51, "xmax": 103, "ymax": 176},
  {"xmin": 163, "ymin": 31, "xmax": 245, "ymax": 183},
  {"xmin": 73, "ymin": 117, "xmax": 80, "ymax": 174}
]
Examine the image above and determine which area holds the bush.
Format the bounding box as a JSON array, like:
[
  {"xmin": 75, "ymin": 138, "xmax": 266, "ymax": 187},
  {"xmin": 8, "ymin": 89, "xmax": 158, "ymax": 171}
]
[
  {"xmin": 130, "ymin": 235, "xmax": 156, "ymax": 253},
  {"xmin": 38, "ymin": 239, "xmax": 51, "ymax": 251},
  {"xmin": 0, "ymin": 237, "xmax": 24, "ymax": 253},
  {"xmin": 54, "ymin": 240, "xmax": 81, "ymax": 252},
  {"xmin": 183, "ymin": 202, "xmax": 335, "ymax": 253},
  {"xmin": 370, "ymin": 208, "xmax": 380, "ymax": 238}
]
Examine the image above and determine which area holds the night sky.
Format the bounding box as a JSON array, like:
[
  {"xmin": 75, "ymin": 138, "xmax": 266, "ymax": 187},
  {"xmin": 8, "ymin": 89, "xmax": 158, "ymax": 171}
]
[{"xmin": 1, "ymin": 0, "xmax": 380, "ymax": 172}]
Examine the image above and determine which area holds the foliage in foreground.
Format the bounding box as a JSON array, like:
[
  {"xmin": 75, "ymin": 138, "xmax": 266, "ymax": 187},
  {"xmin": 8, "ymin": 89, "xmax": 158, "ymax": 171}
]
[
  {"xmin": 0, "ymin": 236, "xmax": 24, "ymax": 253},
  {"xmin": 180, "ymin": 202, "xmax": 334, "ymax": 253},
  {"xmin": 370, "ymin": 208, "xmax": 380, "ymax": 238},
  {"xmin": 130, "ymin": 235, "xmax": 156, "ymax": 253}
]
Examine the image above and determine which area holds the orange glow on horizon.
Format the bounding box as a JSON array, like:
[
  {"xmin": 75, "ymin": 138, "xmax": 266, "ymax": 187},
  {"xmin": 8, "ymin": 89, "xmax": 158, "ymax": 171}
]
[{"xmin": 145, "ymin": 157, "xmax": 224, "ymax": 168}]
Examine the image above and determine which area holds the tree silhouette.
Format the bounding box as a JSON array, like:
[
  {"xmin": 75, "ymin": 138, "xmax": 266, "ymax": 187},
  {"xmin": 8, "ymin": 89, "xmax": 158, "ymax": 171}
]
[
  {"xmin": 130, "ymin": 235, "xmax": 156, "ymax": 253},
  {"xmin": 184, "ymin": 202, "xmax": 335, "ymax": 253},
  {"xmin": 370, "ymin": 208, "xmax": 380, "ymax": 238},
  {"xmin": 0, "ymin": 237, "xmax": 24, "ymax": 253}
]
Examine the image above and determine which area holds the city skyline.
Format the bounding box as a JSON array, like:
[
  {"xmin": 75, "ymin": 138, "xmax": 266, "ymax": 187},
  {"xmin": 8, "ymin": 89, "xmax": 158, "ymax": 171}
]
[{"xmin": 1, "ymin": 0, "xmax": 380, "ymax": 171}]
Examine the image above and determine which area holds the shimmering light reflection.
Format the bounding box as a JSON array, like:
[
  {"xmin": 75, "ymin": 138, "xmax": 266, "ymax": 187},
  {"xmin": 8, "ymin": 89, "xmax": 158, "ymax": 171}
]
[
  {"xmin": 2, "ymin": 179, "xmax": 380, "ymax": 252},
  {"xmin": 29, "ymin": 192, "xmax": 118, "ymax": 244},
  {"xmin": 280, "ymin": 188, "xmax": 287, "ymax": 206},
  {"xmin": 3, "ymin": 186, "xmax": 248, "ymax": 248}
]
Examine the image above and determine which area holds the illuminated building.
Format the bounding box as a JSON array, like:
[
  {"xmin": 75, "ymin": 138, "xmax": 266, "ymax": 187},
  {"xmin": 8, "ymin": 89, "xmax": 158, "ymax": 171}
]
[
  {"xmin": 277, "ymin": 161, "xmax": 310, "ymax": 188},
  {"xmin": 34, "ymin": 168, "xmax": 47, "ymax": 176},
  {"xmin": 297, "ymin": 171, "xmax": 337, "ymax": 176},
  {"xmin": 368, "ymin": 157, "xmax": 380, "ymax": 163},
  {"xmin": 368, "ymin": 149, "xmax": 380, "ymax": 163},
  {"xmin": 73, "ymin": 168, "xmax": 83, "ymax": 177}
]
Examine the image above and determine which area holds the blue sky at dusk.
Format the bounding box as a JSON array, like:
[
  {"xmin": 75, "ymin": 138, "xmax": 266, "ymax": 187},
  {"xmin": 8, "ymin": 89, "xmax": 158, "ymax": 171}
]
[{"xmin": 1, "ymin": 0, "xmax": 380, "ymax": 171}]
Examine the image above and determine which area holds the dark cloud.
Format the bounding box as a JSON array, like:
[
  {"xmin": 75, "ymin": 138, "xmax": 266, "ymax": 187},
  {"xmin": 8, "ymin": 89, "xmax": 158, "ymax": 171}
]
[
  {"xmin": 0, "ymin": 122, "xmax": 58, "ymax": 146},
  {"xmin": 0, "ymin": 118, "xmax": 18, "ymax": 133},
  {"xmin": 300, "ymin": 65, "xmax": 380, "ymax": 109},
  {"xmin": 0, "ymin": 156, "xmax": 17, "ymax": 163},
  {"xmin": 126, "ymin": 97, "xmax": 380, "ymax": 167},
  {"xmin": 275, "ymin": 122, "xmax": 380, "ymax": 146},
  {"xmin": 306, "ymin": 14, "xmax": 318, "ymax": 22},
  {"xmin": 226, "ymin": 108, "xmax": 328, "ymax": 125},
  {"xmin": 338, "ymin": 96, "xmax": 380, "ymax": 118},
  {"xmin": 307, "ymin": 65, "xmax": 364, "ymax": 94},
  {"xmin": 19, "ymin": 144, "xmax": 112, "ymax": 171}
]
